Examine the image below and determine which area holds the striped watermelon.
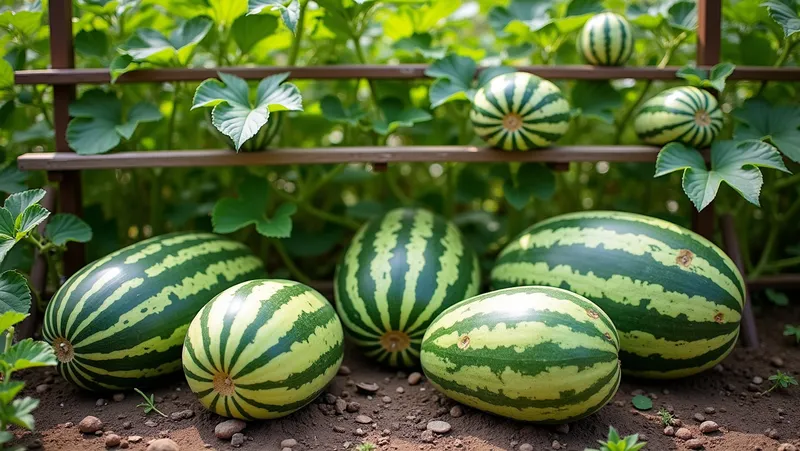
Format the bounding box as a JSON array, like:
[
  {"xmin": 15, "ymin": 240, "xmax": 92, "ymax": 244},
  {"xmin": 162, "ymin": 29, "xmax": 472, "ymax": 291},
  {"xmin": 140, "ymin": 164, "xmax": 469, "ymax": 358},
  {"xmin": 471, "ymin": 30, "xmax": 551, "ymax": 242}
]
[
  {"xmin": 182, "ymin": 279, "xmax": 343, "ymax": 420},
  {"xmin": 420, "ymin": 286, "xmax": 621, "ymax": 423},
  {"xmin": 334, "ymin": 208, "xmax": 481, "ymax": 367},
  {"xmin": 42, "ymin": 232, "xmax": 266, "ymax": 391},
  {"xmin": 634, "ymin": 86, "xmax": 723, "ymax": 147},
  {"xmin": 491, "ymin": 211, "xmax": 745, "ymax": 379},
  {"xmin": 470, "ymin": 72, "xmax": 571, "ymax": 151},
  {"xmin": 577, "ymin": 12, "xmax": 634, "ymax": 66}
]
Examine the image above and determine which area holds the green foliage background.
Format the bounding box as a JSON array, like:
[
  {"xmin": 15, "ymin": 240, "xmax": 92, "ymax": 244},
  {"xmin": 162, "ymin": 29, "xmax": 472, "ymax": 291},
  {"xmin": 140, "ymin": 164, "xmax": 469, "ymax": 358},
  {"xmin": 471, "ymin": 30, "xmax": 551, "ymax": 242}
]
[{"xmin": 1, "ymin": 0, "xmax": 799, "ymax": 288}]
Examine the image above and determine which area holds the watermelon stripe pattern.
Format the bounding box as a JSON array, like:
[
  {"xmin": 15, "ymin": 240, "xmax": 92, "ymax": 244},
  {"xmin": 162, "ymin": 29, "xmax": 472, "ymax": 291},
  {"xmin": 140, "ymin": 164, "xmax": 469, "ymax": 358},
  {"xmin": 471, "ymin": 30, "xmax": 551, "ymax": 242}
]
[
  {"xmin": 42, "ymin": 232, "xmax": 266, "ymax": 391},
  {"xmin": 634, "ymin": 86, "xmax": 723, "ymax": 148},
  {"xmin": 578, "ymin": 12, "xmax": 634, "ymax": 66},
  {"xmin": 491, "ymin": 211, "xmax": 744, "ymax": 379},
  {"xmin": 470, "ymin": 72, "xmax": 571, "ymax": 151},
  {"xmin": 334, "ymin": 208, "xmax": 481, "ymax": 367},
  {"xmin": 183, "ymin": 280, "xmax": 343, "ymax": 420},
  {"xmin": 421, "ymin": 286, "xmax": 620, "ymax": 423}
]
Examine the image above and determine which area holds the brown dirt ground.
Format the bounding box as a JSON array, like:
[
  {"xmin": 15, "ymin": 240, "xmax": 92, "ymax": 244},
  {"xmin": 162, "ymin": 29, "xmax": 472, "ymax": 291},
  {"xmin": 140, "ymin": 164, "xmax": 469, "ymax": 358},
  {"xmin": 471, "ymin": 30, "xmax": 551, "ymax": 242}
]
[{"xmin": 11, "ymin": 305, "xmax": 800, "ymax": 451}]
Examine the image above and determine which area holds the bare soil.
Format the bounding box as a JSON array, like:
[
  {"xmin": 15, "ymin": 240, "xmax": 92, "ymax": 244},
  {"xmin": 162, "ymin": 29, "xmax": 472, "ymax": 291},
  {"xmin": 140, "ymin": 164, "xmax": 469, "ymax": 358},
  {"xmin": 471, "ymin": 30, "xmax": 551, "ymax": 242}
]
[{"xmin": 12, "ymin": 305, "xmax": 800, "ymax": 451}]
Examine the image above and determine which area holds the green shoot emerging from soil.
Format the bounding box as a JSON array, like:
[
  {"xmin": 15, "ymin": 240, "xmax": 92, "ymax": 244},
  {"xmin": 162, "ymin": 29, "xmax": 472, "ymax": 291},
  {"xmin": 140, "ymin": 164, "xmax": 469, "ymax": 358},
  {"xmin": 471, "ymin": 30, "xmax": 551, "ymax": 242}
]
[
  {"xmin": 657, "ymin": 408, "xmax": 675, "ymax": 427},
  {"xmin": 134, "ymin": 388, "xmax": 167, "ymax": 417},
  {"xmin": 784, "ymin": 325, "xmax": 800, "ymax": 344},
  {"xmin": 356, "ymin": 443, "xmax": 377, "ymax": 451},
  {"xmin": 586, "ymin": 426, "xmax": 647, "ymax": 451},
  {"xmin": 762, "ymin": 371, "xmax": 799, "ymax": 395}
]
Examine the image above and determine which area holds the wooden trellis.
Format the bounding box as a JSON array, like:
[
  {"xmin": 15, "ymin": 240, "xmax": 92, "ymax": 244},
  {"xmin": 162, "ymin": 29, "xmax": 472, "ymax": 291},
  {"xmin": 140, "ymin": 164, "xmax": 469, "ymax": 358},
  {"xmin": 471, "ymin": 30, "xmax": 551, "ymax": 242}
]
[{"xmin": 14, "ymin": 0, "xmax": 800, "ymax": 346}]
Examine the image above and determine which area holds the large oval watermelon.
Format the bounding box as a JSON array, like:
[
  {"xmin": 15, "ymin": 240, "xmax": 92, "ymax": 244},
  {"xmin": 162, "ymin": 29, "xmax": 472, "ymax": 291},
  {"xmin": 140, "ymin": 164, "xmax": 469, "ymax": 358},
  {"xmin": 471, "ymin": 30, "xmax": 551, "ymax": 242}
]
[
  {"xmin": 334, "ymin": 208, "xmax": 481, "ymax": 367},
  {"xmin": 577, "ymin": 12, "xmax": 634, "ymax": 66},
  {"xmin": 183, "ymin": 279, "xmax": 343, "ymax": 419},
  {"xmin": 634, "ymin": 86, "xmax": 723, "ymax": 148},
  {"xmin": 42, "ymin": 232, "xmax": 266, "ymax": 391},
  {"xmin": 491, "ymin": 211, "xmax": 745, "ymax": 379},
  {"xmin": 420, "ymin": 286, "xmax": 621, "ymax": 423},
  {"xmin": 470, "ymin": 72, "xmax": 571, "ymax": 151}
]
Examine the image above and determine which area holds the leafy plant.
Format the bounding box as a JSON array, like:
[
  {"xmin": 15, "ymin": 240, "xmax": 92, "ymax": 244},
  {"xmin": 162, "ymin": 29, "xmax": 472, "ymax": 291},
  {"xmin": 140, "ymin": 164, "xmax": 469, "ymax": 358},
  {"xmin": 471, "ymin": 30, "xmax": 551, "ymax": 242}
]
[
  {"xmin": 212, "ymin": 176, "xmax": 297, "ymax": 238},
  {"xmin": 676, "ymin": 62, "xmax": 736, "ymax": 92},
  {"xmin": 585, "ymin": 426, "xmax": 647, "ymax": 451},
  {"xmin": 0, "ymin": 270, "xmax": 57, "ymax": 447},
  {"xmin": 784, "ymin": 325, "xmax": 800, "ymax": 344},
  {"xmin": 631, "ymin": 394, "xmax": 652, "ymax": 411},
  {"xmin": 425, "ymin": 54, "xmax": 514, "ymax": 108},
  {"xmin": 763, "ymin": 371, "xmax": 799, "ymax": 395},
  {"xmin": 134, "ymin": 388, "xmax": 167, "ymax": 418},
  {"xmin": 657, "ymin": 408, "xmax": 674, "ymax": 427},
  {"xmin": 356, "ymin": 443, "xmax": 377, "ymax": 451},
  {"xmin": 766, "ymin": 289, "xmax": 790, "ymax": 307}
]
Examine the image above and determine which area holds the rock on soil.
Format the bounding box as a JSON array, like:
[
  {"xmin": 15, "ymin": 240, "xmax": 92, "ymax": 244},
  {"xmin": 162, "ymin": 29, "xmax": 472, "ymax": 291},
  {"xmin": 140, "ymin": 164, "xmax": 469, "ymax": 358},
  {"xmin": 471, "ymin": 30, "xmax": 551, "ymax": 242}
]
[
  {"xmin": 215, "ymin": 419, "xmax": 247, "ymax": 440},
  {"xmin": 675, "ymin": 428, "xmax": 693, "ymax": 440},
  {"xmin": 778, "ymin": 444, "xmax": 798, "ymax": 451},
  {"xmin": 449, "ymin": 405, "xmax": 463, "ymax": 418},
  {"xmin": 355, "ymin": 415, "xmax": 372, "ymax": 424},
  {"xmin": 78, "ymin": 416, "xmax": 103, "ymax": 434},
  {"xmin": 699, "ymin": 421, "xmax": 719, "ymax": 433},
  {"xmin": 146, "ymin": 438, "xmax": 180, "ymax": 451},
  {"xmin": 663, "ymin": 426, "xmax": 675, "ymax": 436},
  {"xmin": 520, "ymin": 444, "xmax": 533, "ymax": 451},
  {"xmin": 231, "ymin": 433, "xmax": 245, "ymax": 447},
  {"xmin": 355, "ymin": 382, "xmax": 379, "ymax": 394},
  {"xmin": 420, "ymin": 430, "xmax": 435, "ymax": 443},
  {"xmin": 555, "ymin": 423, "xmax": 569, "ymax": 434},
  {"xmin": 128, "ymin": 436, "xmax": 142, "ymax": 443},
  {"xmin": 427, "ymin": 420, "xmax": 451, "ymax": 434},
  {"xmin": 685, "ymin": 438, "xmax": 705, "ymax": 449},
  {"xmin": 281, "ymin": 438, "xmax": 298, "ymax": 447},
  {"xmin": 408, "ymin": 372, "xmax": 422, "ymax": 385},
  {"xmin": 105, "ymin": 434, "xmax": 121, "ymax": 448}
]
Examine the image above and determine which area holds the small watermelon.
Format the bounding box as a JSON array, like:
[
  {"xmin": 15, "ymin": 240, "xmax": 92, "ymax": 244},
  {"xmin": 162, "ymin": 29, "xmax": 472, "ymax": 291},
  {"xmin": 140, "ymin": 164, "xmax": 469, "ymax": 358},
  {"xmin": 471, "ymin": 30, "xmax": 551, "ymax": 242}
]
[
  {"xmin": 634, "ymin": 86, "xmax": 723, "ymax": 147},
  {"xmin": 183, "ymin": 279, "xmax": 344, "ymax": 420},
  {"xmin": 334, "ymin": 208, "xmax": 481, "ymax": 367},
  {"xmin": 421, "ymin": 286, "xmax": 621, "ymax": 423},
  {"xmin": 470, "ymin": 72, "xmax": 571, "ymax": 151},
  {"xmin": 578, "ymin": 12, "xmax": 634, "ymax": 66}
]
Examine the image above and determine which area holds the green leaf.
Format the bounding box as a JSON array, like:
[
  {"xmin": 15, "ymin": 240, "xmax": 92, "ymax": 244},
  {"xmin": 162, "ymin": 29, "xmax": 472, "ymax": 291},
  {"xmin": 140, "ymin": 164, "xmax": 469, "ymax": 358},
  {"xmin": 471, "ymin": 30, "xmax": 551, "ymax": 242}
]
[
  {"xmin": 212, "ymin": 177, "xmax": 297, "ymax": 238},
  {"xmin": 476, "ymin": 66, "xmax": 516, "ymax": 89},
  {"xmin": 3, "ymin": 189, "xmax": 46, "ymax": 222},
  {"xmin": 0, "ymin": 311, "xmax": 27, "ymax": 334},
  {"xmin": 709, "ymin": 62, "xmax": 735, "ymax": 92},
  {"xmin": 109, "ymin": 54, "xmax": 137, "ymax": 82},
  {"xmin": 248, "ymin": 0, "xmax": 301, "ymax": 34},
  {"xmin": 0, "ymin": 381, "xmax": 25, "ymax": 406},
  {"xmin": 45, "ymin": 214, "xmax": 93, "ymax": 246},
  {"xmin": 232, "ymin": 13, "xmax": 279, "ymax": 53},
  {"xmin": 0, "ymin": 270, "xmax": 30, "ymax": 316},
  {"xmin": 373, "ymin": 97, "xmax": 432, "ymax": 135},
  {"xmin": 488, "ymin": 0, "xmax": 552, "ymax": 34},
  {"xmin": 425, "ymin": 54, "xmax": 477, "ymax": 108},
  {"xmin": 192, "ymin": 72, "xmax": 302, "ymax": 150},
  {"xmin": 503, "ymin": 163, "xmax": 556, "ymax": 210},
  {"xmin": 16, "ymin": 205, "xmax": 49, "ymax": 237},
  {"xmin": 116, "ymin": 103, "xmax": 163, "ymax": 139},
  {"xmin": 627, "ymin": 3, "xmax": 666, "ymax": 29},
  {"xmin": 0, "ymin": 166, "xmax": 28, "ymax": 194},
  {"xmin": 668, "ymin": 1, "xmax": 698, "ymax": 31},
  {"xmin": 763, "ymin": 0, "xmax": 800, "ymax": 37},
  {"xmin": 11, "ymin": 121, "xmax": 54, "ymax": 144},
  {"xmin": 0, "ymin": 101, "xmax": 15, "ymax": 128},
  {"xmin": 122, "ymin": 16, "xmax": 212, "ymax": 65},
  {"xmin": 632, "ymin": 394, "xmax": 653, "ymax": 410},
  {"xmin": 766, "ymin": 288, "xmax": 790, "ymax": 306},
  {"xmin": 75, "ymin": 29, "xmax": 109, "ymax": 58},
  {"xmin": 739, "ymin": 33, "xmax": 774, "ymax": 66},
  {"xmin": 571, "ymin": 81, "xmax": 622, "ymax": 124},
  {"xmin": 2, "ymin": 338, "xmax": 57, "ymax": 372},
  {"xmin": 6, "ymin": 396, "xmax": 39, "ymax": 430},
  {"xmin": 734, "ymin": 99, "xmax": 800, "ymax": 162},
  {"xmin": 0, "ymin": 210, "xmax": 14, "ymax": 264},
  {"xmin": 556, "ymin": 0, "xmax": 602, "ymax": 32},
  {"xmin": 393, "ymin": 33, "xmax": 446, "ymax": 59},
  {"xmin": 0, "ymin": 59, "xmax": 13, "ymax": 91},
  {"xmin": 0, "ymin": 9, "xmax": 43, "ymax": 37},
  {"xmin": 676, "ymin": 66, "xmax": 708, "ymax": 86},
  {"xmin": 655, "ymin": 140, "xmax": 790, "ymax": 211},
  {"xmin": 209, "ymin": 0, "xmax": 248, "ymax": 28},
  {"xmin": 320, "ymin": 95, "xmax": 366, "ymax": 126}
]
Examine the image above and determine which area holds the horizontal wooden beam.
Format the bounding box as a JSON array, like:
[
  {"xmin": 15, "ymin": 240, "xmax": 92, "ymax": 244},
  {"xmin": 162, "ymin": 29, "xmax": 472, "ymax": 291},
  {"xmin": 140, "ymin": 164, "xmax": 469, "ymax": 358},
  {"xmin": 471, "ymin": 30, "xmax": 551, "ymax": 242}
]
[
  {"xmin": 746, "ymin": 274, "xmax": 800, "ymax": 290},
  {"xmin": 17, "ymin": 146, "xmax": 664, "ymax": 170},
  {"xmin": 14, "ymin": 65, "xmax": 800, "ymax": 85}
]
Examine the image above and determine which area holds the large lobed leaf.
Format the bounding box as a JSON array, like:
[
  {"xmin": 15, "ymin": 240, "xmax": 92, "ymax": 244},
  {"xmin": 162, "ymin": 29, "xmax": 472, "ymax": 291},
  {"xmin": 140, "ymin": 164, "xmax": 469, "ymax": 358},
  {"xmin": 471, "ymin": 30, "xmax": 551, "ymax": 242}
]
[
  {"xmin": 248, "ymin": 0, "xmax": 301, "ymax": 34},
  {"xmin": 122, "ymin": 16, "xmax": 212, "ymax": 66},
  {"xmin": 734, "ymin": 98, "xmax": 800, "ymax": 162},
  {"xmin": 212, "ymin": 177, "xmax": 297, "ymax": 238},
  {"xmin": 45, "ymin": 214, "xmax": 93, "ymax": 246},
  {"xmin": 763, "ymin": 0, "xmax": 800, "ymax": 37},
  {"xmin": 0, "ymin": 270, "xmax": 31, "ymax": 318}
]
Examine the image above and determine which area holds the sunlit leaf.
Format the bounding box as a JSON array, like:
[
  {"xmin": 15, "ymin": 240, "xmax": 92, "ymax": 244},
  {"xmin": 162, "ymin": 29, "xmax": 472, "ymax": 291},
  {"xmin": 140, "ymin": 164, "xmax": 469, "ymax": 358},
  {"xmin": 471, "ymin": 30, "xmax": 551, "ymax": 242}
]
[
  {"xmin": 232, "ymin": 13, "xmax": 279, "ymax": 53},
  {"xmin": 668, "ymin": 1, "xmax": 698, "ymax": 31},
  {"xmin": 3, "ymin": 189, "xmax": 46, "ymax": 222},
  {"xmin": 75, "ymin": 29, "xmax": 109, "ymax": 58},
  {"xmin": 373, "ymin": 97, "xmax": 432, "ymax": 135},
  {"xmin": 248, "ymin": 0, "xmax": 301, "ymax": 33},
  {"xmin": 6, "ymin": 396, "xmax": 39, "ymax": 431},
  {"xmin": 0, "ymin": 59, "xmax": 12, "ymax": 91},
  {"xmin": 121, "ymin": 16, "xmax": 212, "ymax": 65},
  {"xmin": 0, "ymin": 270, "xmax": 30, "ymax": 316},
  {"xmin": 734, "ymin": 98, "xmax": 800, "ymax": 162},
  {"xmin": 0, "ymin": 9, "xmax": 43, "ymax": 37},
  {"xmin": 2, "ymin": 338, "xmax": 57, "ymax": 372},
  {"xmin": 425, "ymin": 54, "xmax": 477, "ymax": 108},
  {"xmin": 45, "ymin": 214, "xmax": 93, "ymax": 246},
  {"xmin": 15, "ymin": 205, "xmax": 49, "ymax": 237},
  {"xmin": 763, "ymin": 0, "xmax": 800, "ymax": 37}
]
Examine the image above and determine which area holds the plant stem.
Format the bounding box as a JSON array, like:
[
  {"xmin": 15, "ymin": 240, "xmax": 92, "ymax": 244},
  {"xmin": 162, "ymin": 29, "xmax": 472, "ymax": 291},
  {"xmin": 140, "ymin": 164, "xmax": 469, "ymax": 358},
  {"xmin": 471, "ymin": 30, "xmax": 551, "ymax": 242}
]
[
  {"xmin": 751, "ymin": 226, "xmax": 778, "ymax": 278},
  {"xmin": 287, "ymin": 0, "xmax": 308, "ymax": 66},
  {"xmin": 386, "ymin": 167, "xmax": 413, "ymax": 205},
  {"xmin": 273, "ymin": 188, "xmax": 361, "ymax": 230},
  {"xmin": 272, "ymin": 240, "xmax": 312, "ymax": 284},
  {"xmin": 352, "ymin": 34, "xmax": 380, "ymax": 109},
  {"xmin": 302, "ymin": 164, "xmax": 346, "ymax": 201},
  {"xmin": 166, "ymin": 83, "xmax": 181, "ymax": 150},
  {"xmin": 756, "ymin": 38, "xmax": 798, "ymax": 96}
]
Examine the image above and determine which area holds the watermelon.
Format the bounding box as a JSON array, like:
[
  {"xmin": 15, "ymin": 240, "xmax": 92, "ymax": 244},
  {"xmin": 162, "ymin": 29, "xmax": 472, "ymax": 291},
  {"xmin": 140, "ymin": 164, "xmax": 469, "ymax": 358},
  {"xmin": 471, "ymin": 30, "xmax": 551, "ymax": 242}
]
[
  {"xmin": 334, "ymin": 208, "xmax": 481, "ymax": 367},
  {"xmin": 470, "ymin": 72, "xmax": 571, "ymax": 151},
  {"xmin": 577, "ymin": 12, "xmax": 634, "ymax": 66},
  {"xmin": 420, "ymin": 286, "xmax": 621, "ymax": 423},
  {"xmin": 182, "ymin": 279, "xmax": 343, "ymax": 420},
  {"xmin": 42, "ymin": 232, "xmax": 266, "ymax": 391},
  {"xmin": 634, "ymin": 86, "xmax": 723, "ymax": 148},
  {"xmin": 491, "ymin": 211, "xmax": 745, "ymax": 379}
]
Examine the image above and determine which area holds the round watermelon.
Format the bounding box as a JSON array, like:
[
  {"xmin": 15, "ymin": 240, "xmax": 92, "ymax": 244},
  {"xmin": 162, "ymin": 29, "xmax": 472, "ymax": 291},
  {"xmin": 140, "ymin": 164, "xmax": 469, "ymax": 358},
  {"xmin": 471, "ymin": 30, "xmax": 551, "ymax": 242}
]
[
  {"xmin": 470, "ymin": 72, "xmax": 571, "ymax": 151},
  {"xmin": 42, "ymin": 232, "xmax": 266, "ymax": 391},
  {"xmin": 491, "ymin": 211, "xmax": 745, "ymax": 379},
  {"xmin": 421, "ymin": 286, "xmax": 621, "ymax": 423},
  {"xmin": 577, "ymin": 12, "xmax": 634, "ymax": 66},
  {"xmin": 334, "ymin": 208, "xmax": 481, "ymax": 367},
  {"xmin": 634, "ymin": 86, "xmax": 723, "ymax": 147},
  {"xmin": 183, "ymin": 279, "xmax": 343, "ymax": 419}
]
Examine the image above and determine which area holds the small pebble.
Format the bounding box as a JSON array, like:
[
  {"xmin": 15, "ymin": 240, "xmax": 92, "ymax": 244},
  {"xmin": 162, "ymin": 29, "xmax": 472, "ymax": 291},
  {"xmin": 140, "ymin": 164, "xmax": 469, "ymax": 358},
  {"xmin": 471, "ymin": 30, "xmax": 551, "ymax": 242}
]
[
  {"xmin": 79, "ymin": 416, "xmax": 103, "ymax": 434},
  {"xmin": 113, "ymin": 393, "xmax": 126, "ymax": 402},
  {"xmin": 704, "ymin": 407, "xmax": 716, "ymax": 414},
  {"xmin": 333, "ymin": 426, "xmax": 346, "ymax": 433},
  {"xmin": 713, "ymin": 364, "xmax": 725, "ymax": 373},
  {"xmin": 128, "ymin": 436, "xmax": 143, "ymax": 443},
  {"xmin": 725, "ymin": 383, "xmax": 737, "ymax": 391},
  {"xmin": 355, "ymin": 415, "xmax": 373, "ymax": 424},
  {"xmin": 552, "ymin": 440, "xmax": 562, "ymax": 450},
  {"xmin": 753, "ymin": 376, "xmax": 764, "ymax": 385},
  {"xmin": 771, "ymin": 356, "xmax": 785, "ymax": 367},
  {"xmin": 119, "ymin": 439, "xmax": 129, "ymax": 449},
  {"xmin": 146, "ymin": 439, "xmax": 179, "ymax": 451},
  {"xmin": 335, "ymin": 398, "xmax": 347, "ymax": 415},
  {"xmin": 354, "ymin": 428, "xmax": 366, "ymax": 437},
  {"xmin": 408, "ymin": 372, "xmax": 423, "ymax": 385},
  {"xmin": 230, "ymin": 434, "xmax": 245, "ymax": 448},
  {"xmin": 281, "ymin": 439, "xmax": 297, "ymax": 448},
  {"xmin": 450, "ymin": 405, "xmax": 463, "ymax": 418},
  {"xmin": 778, "ymin": 444, "xmax": 798, "ymax": 451},
  {"xmin": 35, "ymin": 384, "xmax": 49, "ymax": 393},
  {"xmin": 338, "ymin": 365, "xmax": 351, "ymax": 376},
  {"xmin": 145, "ymin": 420, "xmax": 157, "ymax": 427},
  {"xmin": 693, "ymin": 413, "xmax": 706, "ymax": 422},
  {"xmin": 105, "ymin": 434, "xmax": 121, "ymax": 448},
  {"xmin": 427, "ymin": 420, "xmax": 451, "ymax": 434},
  {"xmin": 664, "ymin": 426, "xmax": 675, "ymax": 436},
  {"xmin": 324, "ymin": 393, "xmax": 338, "ymax": 404},
  {"xmin": 671, "ymin": 419, "xmax": 683, "ymax": 427},
  {"xmin": 214, "ymin": 419, "xmax": 246, "ymax": 440},
  {"xmin": 676, "ymin": 428, "xmax": 693, "ymax": 440},
  {"xmin": 281, "ymin": 448, "xmax": 291, "ymax": 451},
  {"xmin": 64, "ymin": 422, "xmax": 74, "ymax": 428},
  {"xmin": 662, "ymin": 389, "xmax": 670, "ymax": 395},
  {"xmin": 123, "ymin": 422, "xmax": 132, "ymax": 429},
  {"xmin": 700, "ymin": 421, "xmax": 719, "ymax": 433},
  {"xmin": 356, "ymin": 382, "xmax": 379, "ymax": 394},
  {"xmin": 96, "ymin": 398, "xmax": 106, "ymax": 407},
  {"xmin": 382, "ymin": 396, "xmax": 392, "ymax": 403},
  {"xmin": 555, "ymin": 423, "xmax": 569, "ymax": 434},
  {"xmin": 520, "ymin": 445, "xmax": 533, "ymax": 451},
  {"xmin": 420, "ymin": 430, "xmax": 435, "ymax": 443},
  {"xmin": 95, "ymin": 431, "xmax": 104, "ymax": 436},
  {"xmin": 767, "ymin": 428, "xmax": 780, "ymax": 440},
  {"xmin": 396, "ymin": 387, "xmax": 405, "ymax": 394},
  {"xmin": 685, "ymin": 438, "xmax": 705, "ymax": 449}
]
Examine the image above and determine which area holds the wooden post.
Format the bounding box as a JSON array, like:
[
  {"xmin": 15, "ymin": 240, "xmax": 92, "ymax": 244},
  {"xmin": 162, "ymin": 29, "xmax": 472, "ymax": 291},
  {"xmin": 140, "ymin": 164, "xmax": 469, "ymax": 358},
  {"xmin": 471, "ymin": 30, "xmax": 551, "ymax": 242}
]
[
  {"xmin": 48, "ymin": 0, "xmax": 84, "ymax": 276},
  {"xmin": 693, "ymin": 0, "xmax": 722, "ymax": 240},
  {"xmin": 721, "ymin": 215, "xmax": 759, "ymax": 348}
]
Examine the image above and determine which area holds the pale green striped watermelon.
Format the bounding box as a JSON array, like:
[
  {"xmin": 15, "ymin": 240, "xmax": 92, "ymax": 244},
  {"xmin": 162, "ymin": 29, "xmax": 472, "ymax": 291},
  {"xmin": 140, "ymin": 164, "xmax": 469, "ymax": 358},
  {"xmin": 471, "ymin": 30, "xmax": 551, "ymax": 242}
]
[
  {"xmin": 491, "ymin": 211, "xmax": 745, "ymax": 379},
  {"xmin": 634, "ymin": 86, "xmax": 723, "ymax": 147},
  {"xmin": 183, "ymin": 279, "xmax": 343, "ymax": 419},
  {"xmin": 42, "ymin": 232, "xmax": 266, "ymax": 391},
  {"xmin": 470, "ymin": 72, "xmax": 571, "ymax": 151},
  {"xmin": 334, "ymin": 208, "xmax": 481, "ymax": 367},
  {"xmin": 421, "ymin": 286, "xmax": 621, "ymax": 423},
  {"xmin": 577, "ymin": 12, "xmax": 634, "ymax": 66}
]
